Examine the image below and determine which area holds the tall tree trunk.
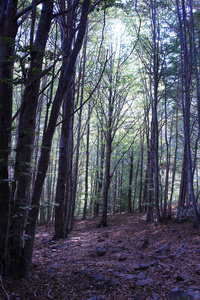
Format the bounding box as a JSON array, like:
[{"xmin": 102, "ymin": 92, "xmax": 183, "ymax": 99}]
[
  {"xmin": 66, "ymin": 23, "xmax": 89, "ymax": 230},
  {"xmin": 112, "ymin": 170, "xmax": 117, "ymax": 214},
  {"xmin": 0, "ymin": 0, "xmax": 18, "ymax": 273},
  {"xmin": 54, "ymin": 88, "xmax": 74, "ymax": 239},
  {"xmin": 188, "ymin": 0, "xmax": 200, "ymax": 140},
  {"xmin": 169, "ymin": 104, "xmax": 178, "ymax": 218},
  {"xmin": 67, "ymin": 84, "xmax": 83, "ymax": 231},
  {"xmin": 95, "ymin": 127, "xmax": 105, "ymax": 214},
  {"xmin": 163, "ymin": 69, "xmax": 170, "ymax": 219},
  {"xmin": 151, "ymin": 0, "xmax": 161, "ymax": 223},
  {"xmin": 138, "ymin": 131, "xmax": 144, "ymax": 212},
  {"xmin": 133, "ymin": 155, "xmax": 140, "ymax": 212},
  {"xmin": 21, "ymin": 0, "xmax": 90, "ymax": 277},
  {"xmin": 98, "ymin": 86, "xmax": 113, "ymax": 227},
  {"xmin": 98, "ymin": 131, "xmax": 112, "ymax": 227},
  {"xmin": 64, "ymin": 112, "xmax": 74, "ymax": 233},
  {"xmin": 176, "ymin": 0, "xmax": 200, "ymax": 225},
  {"xmin": 146, "ymin": 124, "xmax": 154, "ymax": 222},
  {"xmin": 119, "ymin": 161, "xmax": 124, "ymax": 214},
  {"xmin": 93, "ymin": 125, "xmax": 105, "ymax": 217},
  {"xmin": 83, "ymin": 102, "xmax": 91, "ymax": 220},
  {"xmin": 127, "ymin": 148, "xmax": 133, "ymax": 213},
  {"xmin": 8, "ymin": 1, "xmax": 53, "ymax": 278}
]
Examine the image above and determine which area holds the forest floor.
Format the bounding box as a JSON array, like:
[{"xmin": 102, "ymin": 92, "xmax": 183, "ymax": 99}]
[{"xmin": 1, "ymin": 212, "xmax": 200, "ymax": 300}]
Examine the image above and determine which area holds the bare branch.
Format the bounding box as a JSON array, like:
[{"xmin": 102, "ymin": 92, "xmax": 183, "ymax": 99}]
[
  {"xmin": 16, "ymin": 0, "xmax": 48, "ymax": 20},
  {"xmin": 56, "ymin": 52, "xmax": 111, "ymax": 127}
]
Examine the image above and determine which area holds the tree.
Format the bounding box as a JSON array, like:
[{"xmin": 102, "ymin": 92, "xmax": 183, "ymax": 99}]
[
  {"xmin": 176, "ymin": 0, "xmax": 200, "ymax": 225},
  {"xmin": 9, "ymin": 0, "xmax": 53, "ymax": 277},
  {"xmin": 83, "ymin": 102, "xmax": 91, "ymax": 220},
  {"xmin": 97, "ymin": 43, "xmax": 134, "ymax": 226},
  {"xmin": 22, "ymin": 0, "xmax": 91, "ymax": 277},
  {"xmin": 0, "ymin": 0, "xmax": 18, "ymax": 271},
  {"xmin": 54, "ymin": 87, "xmax": 74, "ymax": 239},
  {"xmin": 127, "ymin": 147, "xmax": 133, "ymax": 213},
  {"xmin": 53, "ymin": 0, "xmax": 85, "ymax": 240},
  {"xmin": 0, "ymin": 0, "xmax": 94, "ymax": 278}
]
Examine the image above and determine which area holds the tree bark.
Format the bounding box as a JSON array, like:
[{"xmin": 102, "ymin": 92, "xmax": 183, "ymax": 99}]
[
  {"xmin": 54, "ymin": 90, "xmax": 74, "ymax": 239},
  {"xmin": 133, "ymin": 155, "xmax": 140, "ymax": 212},
  {"xmin": 22, "ymin": 0, "xmax": 90, "ymax": 277},
  {"xmin": 138, "ymin": 131, "xmax": 144, "ymax": 212},
  {"xmin": 83, "ymin": 102, "xmax": 91, "ymax": 220},
  {"xmin": 127, "ymin": 148, "xmax": 133, "ymax": 213},
  {"xmin": 98, "ymin": 86, "xmax": 113, "ymax": 227},
  {"xmin": 0, "ymin": 0, "xmax": 18, "ymax": 273},
  {"xmin": 8, "ymin": 1, "xmax": 53, "ymax": 278},
  {"xmin": 176, "ymin": 0, "xmax": 200, "ymax": 225},
  {"xmin": 99, "ymin": 132, "xmax": 112, "ymax": 227},
  {"xmin": 151, "ymin": 0, "xmax": 161, "ymax": 223}
]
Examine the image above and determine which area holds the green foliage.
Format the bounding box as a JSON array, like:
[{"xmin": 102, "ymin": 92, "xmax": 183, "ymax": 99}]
[
  {"xmin": 2, "ymin": 0, "xmax": 200, "ymax": 229},
  {"xmin": 97, "ymin": 0, "xmax": 124, "ymax": 11},
  {"xmin": 0, "ymin": 36, "xmax": 15, "ymax": 47}
]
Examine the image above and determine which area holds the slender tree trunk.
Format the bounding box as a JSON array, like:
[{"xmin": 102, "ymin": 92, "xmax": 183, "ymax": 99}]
[
  {"xmin": 112, "ymin": 171, "xmax": 117, "ymax": 214},
  {"xmin": 64, "ymin": 112, "xmax": 74, "ymax": 233},
  {"xmin": 163, "ymin": 71, "xmax": 170, "ymax": 219},
  {"xmin": 138, "ymin": 131, "xmax": 144, "ymax": 212},
  {"xmin": 151, "ymin": 0, "xmax": 161, "ymax": 223},
  {"xmin": 81, "ymin": 28, "xmax": 89, "ymax": 221},
  {"xmin": 133, "ymin": 155, "xmax": 140, "ymax": 212},
  {"xmin": 146, "ymin": 126, "xmax": 154, "ymax": 222},
  {"xmin": 54, "ymin": 89, "xmax": 74, "ymax": 239},
  {"xmin": 68, "ymin": 88, "xmax": 83, "ymax": 231},
  {"xmin": 178, "ymin": 144, "xmax": 188, "ymax": 222},
  {"xmin": 169, "ymin": 83, "xmax": 179, "ymax": 218},
  {"xmin": 97, "ymin": 129, "xmax": 105, "ymax": 207},
  {"xmin": 31, "ymin": 78, "xmax": 47, "ymax": 198},
  {"xmin": 94, "ymin": 125, "xmax": 105, "ymax": 217},
  {"xmin": 119, "ymin": 161, "xmax": 124, "ymax": 214},
  {"xmin": 66, "ymin": 23, "xmax": 89, "ymax": 230},
  {"xmin": 83, "ymin": 102, "xmax": 91, "ymax": 220},
  {"xmin": 127, "ymin": 148, "xmax": 133, "ymax": 213},
  {"xmin": 98, "ymin": 128, "xmax": 112, "ymax": 227},
  {"xmin": 98, "ymin": 86, "xmax": 113, "ymax": 227},
  {"xmin": 188, "ymin": 0, "xmax": 200, "ymax": 140}
]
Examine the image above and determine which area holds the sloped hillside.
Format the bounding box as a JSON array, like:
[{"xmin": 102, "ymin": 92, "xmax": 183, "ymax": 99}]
[{"xmin": 1, "ymin": 213, "xmax": 200, "ymax": 299}]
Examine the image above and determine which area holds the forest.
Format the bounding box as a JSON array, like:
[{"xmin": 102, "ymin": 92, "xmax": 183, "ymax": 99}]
[{"xmin": 0, "ymin": 0, "xmax": 200, "ymax": 295}]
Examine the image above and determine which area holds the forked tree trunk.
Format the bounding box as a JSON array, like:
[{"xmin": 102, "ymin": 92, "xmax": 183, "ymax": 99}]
[
  {"xmin": 8, "ymin": 1, "xmax": 53, "ymax": 278},
  {"xmin": 21, "ymin": 0, "xmax": 90, "ymax": 277}
]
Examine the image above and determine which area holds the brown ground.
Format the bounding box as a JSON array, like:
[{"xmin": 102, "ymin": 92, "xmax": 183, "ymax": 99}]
[{"xmin": 1, "ymin": 212, "xmax": 200, "ymax": 299}]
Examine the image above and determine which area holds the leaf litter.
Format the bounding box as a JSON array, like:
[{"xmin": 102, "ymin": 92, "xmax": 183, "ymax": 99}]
[{"xmin": 1, "ymin": 212, "xmax": 200, "ymax": 299}]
